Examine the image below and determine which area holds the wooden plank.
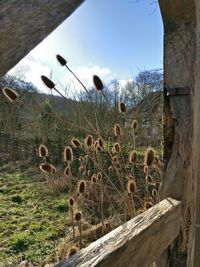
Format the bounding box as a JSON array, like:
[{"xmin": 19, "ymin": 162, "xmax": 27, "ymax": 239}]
[
  {"xmin": 56, "ymin": 198, "xmax": 181, "ymax": 267},
  {"xmin": 0, "ymin": 0, "xmax": 84, "ymax": 78}
]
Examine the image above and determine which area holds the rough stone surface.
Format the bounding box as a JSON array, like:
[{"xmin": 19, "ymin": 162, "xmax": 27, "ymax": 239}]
[{"xmin": 0, "ymin": 0, "xmax": 84, "ymax": 77}]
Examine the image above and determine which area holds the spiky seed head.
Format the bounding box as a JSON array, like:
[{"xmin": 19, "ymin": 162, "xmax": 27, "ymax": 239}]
[
  {"xmin": 51, "ymin": 167, "xmax": 56, "ymax": 175},
  {"xmin": 75, "ymin": 211, "xmax": 82, "ymax": 221},
  {"xmin": 127, "ymin": 179, "xmax": 137, "ymax": 193},
  {"xmin": 64, "ymin": 166, "xmax": 69, "ymax": 176},
  {"xmin": 71, "ymin": 138, "xmax": 81, "ymax": 148},
  {"xmin": 56, "ymin": 54, "xmax": 67, "ymax": 66},
  {"xmin": 146, "ymin": 175, "xmax": 154, "ymax": 184},
  {"xmin": 97, "ymin": 172, "xmax": 102, "ymax": 182},
  {"xmin": 38, "ymin": 144, "xmax": 48, "ymax": 158},
  {"xmin": 111, "ymin": 146, "xmax": 116, "ymax": 154},
  {"xmin": 112, "ymin": 155, "xmax": 118, "ymax": 163},
  {"xmin": 144, "ymin": 147, "xmax": 155, "ymax": 166},
  {"xmin": 93, "ymin": 75, "xmax": 103, "ymax": 91},
  {"xmin": 79, "ymin": 165, "xmax": 84, "ymax": 172},
  {"xmin": 98, "ymin": 137, "xmax": 104, "ymax": 148},
  {"xmin": 41, "ymin": 75, "xmax": 55, "ymax": 89},
  {"xmin": 68, "ymin": 197, "xmax": 75, "ymax": 207},
  {"xmin": 2, "ymin": 87, "xmax": 19, "ymax": 102},
  {"xmin": 79, "ymin": 156, "xmax": 83, "ymax": 162},
  {"xmin": 155, "ymin": 156, "xmax": 159, "ymax": 164},
  {"xmin": 118, "ymin": 102, "xmax": 126, "ymax": 113},
  {"xmin": 39, "ymin": 163, "xmax": 53, "ymax": 174},
  {"xmin": 152, "ymin": 189, "xmax": 158, "ymax": 197},
  {"xmin": 68, "ymin": 247, "xmax": 77, "ymax": 257},
  {"xmin": 114, "ymin": 123, "xmax": 122, "ymax": 136},
  {"xmin": 85, "ymin": 135, "xmax": 93, "ymax": 147},
  {"xmin": 132, "ymin": 119, "xmax": 138, "ymax": 130},
  {"xmin": 144, "ymin": 165, "xmax": 148, "ymax": 174},
  {"xmin": 129, "ymin": 150, "xmax": 138, "ymax": 163},
  {"xmin": 91, "ymin": 175, "xmax": 97, "ymax": 183},
  {"xmin": 138, "ymin": 209, "xmax": 145, "ymax": 214},
  {"xmin": 113, "ymin": 143, "xmax": 120, "ymax": 153},
  {"xmin": 108, "ymin": 166, "xmax": 113, "ymax": 172},
  {"xmin": 145, "ymin": 202, "xmax": 153, "ymax": 210},
  {"xmin": 64, "ymin": 146, "xmax": 73, "ymax": 162},
  {"xmin": 78, "ymin": 180, "xmax": 86, "ymax": 194}
]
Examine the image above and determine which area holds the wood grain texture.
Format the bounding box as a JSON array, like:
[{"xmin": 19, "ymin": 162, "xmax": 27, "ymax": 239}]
[
  {"xmin": 158, "ymin": 0, "xmax": 199, "ymax": 266},
  {"xmin": 158, "ymin": 0, "xmax": 195, "ymax": 32},
  {"xmin": 56, "ymin": 198, "xmax": 181, "ymax": 267},
  {"xmin": 0, "ymin": 0, "xmax": 84, "ymax": 77}
]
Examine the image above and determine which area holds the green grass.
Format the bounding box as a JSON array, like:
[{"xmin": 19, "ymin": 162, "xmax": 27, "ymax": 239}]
[{"xmin": 0, "ymin": 165, "xmax": 69, "ymax": 266}]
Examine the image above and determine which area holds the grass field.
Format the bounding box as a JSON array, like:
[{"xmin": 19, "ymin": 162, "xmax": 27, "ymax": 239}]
[{"xmin": 0, "ymin": 163, "xmax": 69, "ymax": 266}]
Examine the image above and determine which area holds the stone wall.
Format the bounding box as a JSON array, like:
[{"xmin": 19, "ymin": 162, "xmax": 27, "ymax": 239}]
[{"xmin": 0, "ymin": 0, "xmax": 84, "ymax": 77}]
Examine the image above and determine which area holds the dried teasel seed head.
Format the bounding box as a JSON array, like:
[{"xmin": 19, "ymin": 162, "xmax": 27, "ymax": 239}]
[
  {"xmin": 152, "ymin": 189, "xmax": 158, "ymax": 197},
  {"xmin": 91, "ymin": 174, "xmax": 97, "ymax": 183},
  {"xmin": 56, "ymin": 54, "xmax": 67, "ymax": 66},
  {"xmin": 138, "ymin": 209, "xmax": 145, "ymax": 215},
  {"xmin": 144, "ymin": 147, "xmax": 155, "ymax": 166},
  {"xmin": 146, "ymin": 175, "xmax": 154, "ymax": 184},
  {"xmin": 132, "ymin": 119, "xmax": 138, "ymax": 130},
  {"xmin": 79, "ymin": 156, "xmax": 83, "ymax": 162},
  {"xmin": 93, "ymin": 75, "xmax": 104, "ymax": 91},
  {"xmin": 108, "ymin": 166, "xmax": 113, "ymax": 172},
  {"xmin": 41, "ymin": 75, "xmax": 55, "ymax": 89},
  {"xmin": 39, "ymin": 163, "xmax": 53, "ymax": 174},
  {"xmin": 114, "ymin": 123, "xmax": 122, "ymax": 136},
  {"xmin": 127, "ymin": 179, "xmax": 137, "ymax": 193},
  {"xmin": 38, "ymin": 144, "xmax": 48, "ymax": 158},
  {"xmin": 113, "ymin": 143, "xmax": 120, "ymax": 153},
  {"xmin": 144, "ymin": 202, "xmax": 153, "ymax": 210},
  {"xmin": 85, "ymin": 135, "xmax": 93, "ymax": 147},
  {"xmin": 64, "ymin": 146, "xmax": 73, "ymax": 162},
  {"xmin": 129, "ymin": 150, "xmax": 138, "ymax": 163},
  {"xmin": 97, "ymin": 137, "xmax": 104, "ymax": 148},
  {"xmin": 71, "ymin": 138, "xmax": 81, "ymax": 148},
  {"xmin": 112, "ymin": 155, "xmax": 118, "ymax": 164},
  {"xmin": 68, "ymin": 247, "xmax": 77, "ymax": 257},
  {"xmin": 2, "ymin": 87, "xmax": 19, "ymax": 102},
  {"xmin": 78, "ymin": 180, "xmax": 86, "ymax": 194},
  {"xmin": 79, "ymin": 165, "xmax": 84, "ymax": 172},
  {"xmin": 118, "ymin": 102, "xmax": 126, "ymax": 113},
  {"xmin": 75, "ymin": 211, "xmax": 82, "ymax": 221},
  {"xmin": 97, "ymin": 172, "xmax": 102, "ymax": 182},
  {"xmin": 68, "ymin": 197, "xmax": 75, "ymax": 207},
  {"xmin": 51, "ymin": 167, "xmax": 56, "ymax": 175}
]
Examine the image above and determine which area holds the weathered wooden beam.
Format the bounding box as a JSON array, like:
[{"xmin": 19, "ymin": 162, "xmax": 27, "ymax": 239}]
[
  {"xmin": 159, "ymin": 0, "xmax": 195, "ymax": 32},
  {"xmin": 0, "ymin": 0, "xmax": 84, "ymax": 78},
  {"xmin": 158, "ymin": 0, "xmax": 199, "ymax": 266},
  {"xmin": 56, "ymin": 198, "xmax": 181, "ymax": 267}
]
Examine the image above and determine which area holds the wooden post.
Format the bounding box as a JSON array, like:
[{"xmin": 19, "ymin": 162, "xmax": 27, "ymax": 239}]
[{"xmin": 158, "ymin": 1, "xmax": 200, "ymax": 266}]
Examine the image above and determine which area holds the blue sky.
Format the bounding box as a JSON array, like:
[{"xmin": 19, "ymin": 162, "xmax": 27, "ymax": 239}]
[{"xmin": 9, "ymin": 0, "xmax": 163, "ymax": 95}]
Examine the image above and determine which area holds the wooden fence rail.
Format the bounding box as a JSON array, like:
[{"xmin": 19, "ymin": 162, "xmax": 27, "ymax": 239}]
[{"xmin": 56, "ymin": 198, "xmax": 181, "ymax": 267}]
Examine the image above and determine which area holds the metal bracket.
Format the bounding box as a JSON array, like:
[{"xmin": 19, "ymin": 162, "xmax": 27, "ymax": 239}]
[{"xmin": 166, "ymin": 87, "xmax": 190, "ymax": 96}]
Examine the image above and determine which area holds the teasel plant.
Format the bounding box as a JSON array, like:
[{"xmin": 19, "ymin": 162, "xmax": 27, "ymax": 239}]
[
  {"xmin": 144, "ymin": 147, "xmax": 155, "ymax": 208},
  {"xmin": 56, "ymin": 54, "xmax": 100, "ymax": 135},
  {"xmin": 64, "ymin": 146, "xmax": 74, "ymax": 186},
  {"xmin": 74, "ymin": 211, "xmax": 83, "ymax": 249},
  {"xmin": 68, "ymin": 197, "xmax": 75, "ymax": 242}
]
